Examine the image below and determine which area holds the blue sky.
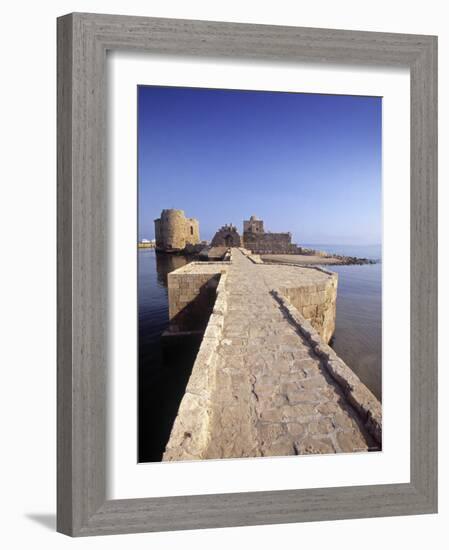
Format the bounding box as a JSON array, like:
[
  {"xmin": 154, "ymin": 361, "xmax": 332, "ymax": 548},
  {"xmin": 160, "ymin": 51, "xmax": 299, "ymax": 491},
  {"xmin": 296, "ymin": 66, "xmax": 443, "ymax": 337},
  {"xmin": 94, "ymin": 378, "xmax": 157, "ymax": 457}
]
[{"xmin": 138, "ymin": 86, "xmax": 381, "ymax": 245}]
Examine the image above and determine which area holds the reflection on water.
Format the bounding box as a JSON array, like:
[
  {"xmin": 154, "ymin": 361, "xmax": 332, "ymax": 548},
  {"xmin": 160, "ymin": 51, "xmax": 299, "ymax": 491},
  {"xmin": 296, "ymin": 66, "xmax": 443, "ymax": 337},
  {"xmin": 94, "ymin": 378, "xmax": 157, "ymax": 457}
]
[
  {"xmin": 154, "ymin": 253, "xmax": 194, "ymax": 287},
  {"xmin": 138, "ymin": 249, "xmax": 199, "ymax": 463}
]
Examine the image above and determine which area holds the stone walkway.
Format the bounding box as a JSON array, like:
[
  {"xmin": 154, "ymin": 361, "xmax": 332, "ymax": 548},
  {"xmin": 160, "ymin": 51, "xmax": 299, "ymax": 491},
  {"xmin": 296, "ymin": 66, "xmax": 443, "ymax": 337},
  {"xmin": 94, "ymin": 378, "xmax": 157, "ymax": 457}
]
[{"xmin": 204, "ymin": 249, "xmax": 376, "ymax": 458}]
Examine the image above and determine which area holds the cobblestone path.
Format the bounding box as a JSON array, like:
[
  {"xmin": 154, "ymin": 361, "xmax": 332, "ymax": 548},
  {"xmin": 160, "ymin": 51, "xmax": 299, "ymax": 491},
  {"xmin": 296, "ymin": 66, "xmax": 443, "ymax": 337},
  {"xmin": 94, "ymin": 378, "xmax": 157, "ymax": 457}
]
[{"xmin": 204, "ymin": 249, "xmax": 376, "ymax": 458}]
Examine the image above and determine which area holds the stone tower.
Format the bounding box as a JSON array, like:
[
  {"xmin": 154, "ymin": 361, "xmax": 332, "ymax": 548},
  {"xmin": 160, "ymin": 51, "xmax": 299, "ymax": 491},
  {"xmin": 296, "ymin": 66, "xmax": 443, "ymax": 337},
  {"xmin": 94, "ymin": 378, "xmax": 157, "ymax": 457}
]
[
  {"xmin": 243, "ymin": 215, "xmax": 264, "ymax": 234},
  {"xmin": 154, "ymin": 209, "xmax": 200, "ymax": 252}
]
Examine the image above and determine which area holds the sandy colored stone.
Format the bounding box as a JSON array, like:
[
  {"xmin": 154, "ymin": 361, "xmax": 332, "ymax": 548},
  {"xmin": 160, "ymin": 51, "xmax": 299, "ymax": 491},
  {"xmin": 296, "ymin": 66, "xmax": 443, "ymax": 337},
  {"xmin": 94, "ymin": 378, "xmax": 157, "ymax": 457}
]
[
  {"xmin": 337, "ymin": 430, "xmax": 369, "ymax": 453},
  {"xmin": 308, "ymin": 418, "xmax": 335, "ymax": 435},
  {"xmin": 316, "ymin": 401, "xmax": 341, "ymax": 415},
  {"xmin": 298, "ymin": 376, "xmax": 328, "ymax": 390},
  {"xmin": 258, "ymin": 422, "xmax": 285, "ymax": 443},
  {"xmin": 295, "ymin": 437, "xmax": 337, "ymax": 455},
  {"xmin": 261, "ymin": 438, "xmax": 295, "ymax": 457},
  {"xmin": 285, "ymin": 388, "xmax": 316, "ymax": 404},
  {"xmin": 282, "ymin": 403, "xmax": 316, "ymax": 419},
  {"xmin": 286, "ymin": 423, "xmax": 306, "ymax": 438}
]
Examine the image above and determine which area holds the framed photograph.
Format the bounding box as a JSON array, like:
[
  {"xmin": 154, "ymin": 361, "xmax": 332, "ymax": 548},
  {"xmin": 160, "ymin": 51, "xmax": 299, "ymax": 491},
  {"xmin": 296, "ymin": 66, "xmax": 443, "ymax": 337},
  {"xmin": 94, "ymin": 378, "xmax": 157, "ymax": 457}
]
[{"xmin": 57, "ymin": 13, "xmax": 437, "ymax": 536}]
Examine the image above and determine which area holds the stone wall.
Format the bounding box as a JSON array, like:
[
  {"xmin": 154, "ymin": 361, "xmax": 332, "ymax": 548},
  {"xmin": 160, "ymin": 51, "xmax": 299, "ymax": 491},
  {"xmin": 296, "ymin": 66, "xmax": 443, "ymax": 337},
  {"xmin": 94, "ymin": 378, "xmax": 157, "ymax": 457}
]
[
  {"xmin": 243, "ymin": 215, "xmax": 264, "ymax": 234},
  {"xmin": 241, "ymin": 248, "xmax": 337, "ymax": 343},
  {"xmin": 278, "ymin": 270, "xmax": 337, "ymax": 344},
  {"xmin": 243, "ymin": 231, "xmax": 302, "ymax": 254},
  {"xmin": 163, "ymin": 271, "xmax": 228, "ymax": 461},
  {"xmin": 239, "ymin": 247, "xmax": 263, "ymax": 263},
  {"xmin": 167, "ymin": 262, "xmax": 227, "ymax": 332},
  {"xmin": 242, "ymin": 215, "xmax": 302, "ymax": 254},
  {"xmin": 211, "ymin": 224, "xmax": 241, "ymax": 247},
  {"xmin": 154, "ymin": 208, "xmax": 200, "ymax": 252}
]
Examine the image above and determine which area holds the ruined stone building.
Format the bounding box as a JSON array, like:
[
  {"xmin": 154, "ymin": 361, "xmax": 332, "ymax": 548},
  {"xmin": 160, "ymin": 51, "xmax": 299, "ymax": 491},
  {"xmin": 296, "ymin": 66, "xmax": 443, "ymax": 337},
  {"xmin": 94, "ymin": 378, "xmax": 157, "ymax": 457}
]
[
  {"xmin": 154, "ymin": 209, "xmax": 200, "ymax": 252},
  {"xmin": 154, "ymin": 209, "xmax": 302, "ymax": 255},
  {"xmin": 208, "ymin": 216, "xmax": 303, "ymax": 254},
  {"xmin": 243, "ymin": 214, "xmax": 264, "ymax": 235},
  {"xmin": 242, "ymin": 215, "xmax": 302, "ymax": 254},
  {"xmin": 210, "ymin": 224, "xmax": 241, "ymax": 247}
]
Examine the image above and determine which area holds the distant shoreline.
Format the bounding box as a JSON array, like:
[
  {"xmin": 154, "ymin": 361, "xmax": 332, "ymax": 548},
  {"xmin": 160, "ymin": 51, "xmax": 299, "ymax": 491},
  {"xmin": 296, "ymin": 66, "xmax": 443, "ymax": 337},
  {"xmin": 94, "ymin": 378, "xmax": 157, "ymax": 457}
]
[{"xmin": 261, "ymin": 253, "xmax": 378, "ymax": 266}]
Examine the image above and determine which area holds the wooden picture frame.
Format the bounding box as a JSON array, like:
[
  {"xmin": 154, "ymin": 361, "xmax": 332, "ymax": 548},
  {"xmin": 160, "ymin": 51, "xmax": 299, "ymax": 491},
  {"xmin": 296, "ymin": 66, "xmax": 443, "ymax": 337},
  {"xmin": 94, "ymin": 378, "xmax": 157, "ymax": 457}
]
[{"xmin": 57, "ymin": 12, "xmax": 437, "ymax": 536}]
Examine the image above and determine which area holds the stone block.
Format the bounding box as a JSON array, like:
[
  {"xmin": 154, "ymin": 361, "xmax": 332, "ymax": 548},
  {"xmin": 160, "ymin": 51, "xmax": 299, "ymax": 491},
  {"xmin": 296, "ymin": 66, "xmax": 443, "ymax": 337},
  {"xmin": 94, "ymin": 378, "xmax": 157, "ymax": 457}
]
[
  {"xmin": 286, "ymin": 422, "xmax": 306, "ymax": 438},
  {"xmin": 258, "ymin": 422, "xmax": 285, "ymax": 443},
  {"xmin": 294, "ymin": 437, "xmax": 336, "ymax": 455},
  {"xmin": 261, "ymin": 438, "xmax": 295, "ymax": 457},
  {"xmin": 203, "ymin": 323, "xmax": 222, "ymax": 340},
  {"xmin": 282, "ymin": 402, "xmax": 316, "ymax": 420},
  {"xmin": 336, "ymin": 430, "xmax": 368, "ymax": 453},
  {"xmin": 308, "ymin": 418, "xmax": 334, "ymax": 435}
]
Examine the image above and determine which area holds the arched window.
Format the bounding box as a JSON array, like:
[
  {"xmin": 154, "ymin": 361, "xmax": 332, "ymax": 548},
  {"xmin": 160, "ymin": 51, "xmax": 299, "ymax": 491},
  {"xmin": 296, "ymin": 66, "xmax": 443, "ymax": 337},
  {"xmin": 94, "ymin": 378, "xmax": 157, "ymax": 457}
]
[{"xmin": 190, "ymin": 226, "xmax": 194, "ymax": 235}]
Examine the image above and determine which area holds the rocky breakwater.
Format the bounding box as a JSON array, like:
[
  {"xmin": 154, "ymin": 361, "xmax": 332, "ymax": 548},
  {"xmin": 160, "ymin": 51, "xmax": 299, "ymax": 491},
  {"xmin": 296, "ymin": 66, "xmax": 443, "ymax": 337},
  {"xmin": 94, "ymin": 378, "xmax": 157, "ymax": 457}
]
[{"xmin": 301, "ymin": 248, "xmax": 378, "ymax": 265}]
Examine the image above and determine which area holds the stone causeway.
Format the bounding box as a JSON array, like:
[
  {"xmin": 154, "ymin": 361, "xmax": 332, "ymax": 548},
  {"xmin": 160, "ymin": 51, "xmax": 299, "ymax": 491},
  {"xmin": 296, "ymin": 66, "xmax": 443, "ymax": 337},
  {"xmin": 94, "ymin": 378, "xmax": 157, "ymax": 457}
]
[{"xmin": 163, "ymin": 248, "xmax": 381, "ymax": 461}]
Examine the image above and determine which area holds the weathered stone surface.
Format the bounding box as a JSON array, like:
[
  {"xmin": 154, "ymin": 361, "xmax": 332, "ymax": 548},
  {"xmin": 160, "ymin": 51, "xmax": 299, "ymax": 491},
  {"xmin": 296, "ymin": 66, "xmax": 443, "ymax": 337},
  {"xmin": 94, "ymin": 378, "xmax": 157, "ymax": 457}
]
[
  {"xmin": 308, "ymin": 418, "xmax": 335, "ymax": 435},
  {"xmin": 286, "ymin": 422, "xmax": 306, "ymax": 438},
  {"xmin": 273, "ymin": 289, "xmax": 382, "ymax": 445},
  {"xmin": 163, "ymin": 393, "xmax": 211, "ymax": 460},
  {"xmin": 316, "ymin": 401, "xmax": 340, "ymax": 415},
  {"xmin": 261, "ymin": 438, "xmax": 295, "ymax": 457},
  {"xmin": 336, "ymin": 430, "xmax": 370, "ymax": 453},
  {"xmin": 258, "ymin": 422, "xmax": 286, "ymax": 443},
  {"xmin": 294, "ymin": 437, "xmax": 336, "ymax": 455}
]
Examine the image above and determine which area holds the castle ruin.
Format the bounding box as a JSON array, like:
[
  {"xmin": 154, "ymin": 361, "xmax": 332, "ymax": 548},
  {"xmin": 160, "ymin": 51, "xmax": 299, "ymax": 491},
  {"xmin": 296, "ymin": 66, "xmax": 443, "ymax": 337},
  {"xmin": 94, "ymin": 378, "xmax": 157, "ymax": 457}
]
[
  {"xmin": 210, "ymin": 224, "xmax": 241, "ymax": 248},
  {"xmin": 154, "ymin": 209, "xmax": 200, "ymax": 253},
  {"xmin": 243, "ymin": 215, "xmax": 302, "ymax": 254},
  {"xmin": 153, "ymin": 210, "xmax": 302, "ymax": 255},
  {"xmin": 207, "ymin": 215, "xmax": 303, "ymax": 254},
  {"xmin": 243, "ymin": 214, "xmax": 264, "ymax": 234}
]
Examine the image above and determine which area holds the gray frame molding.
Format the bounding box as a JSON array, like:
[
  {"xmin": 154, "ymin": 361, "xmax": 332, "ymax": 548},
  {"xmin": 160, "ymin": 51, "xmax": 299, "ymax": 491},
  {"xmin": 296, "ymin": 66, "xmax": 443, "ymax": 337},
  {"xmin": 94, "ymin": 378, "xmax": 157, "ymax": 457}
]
[{"xmin": 57, "ymin": 12, "xmax": 437, "ymax": 536}]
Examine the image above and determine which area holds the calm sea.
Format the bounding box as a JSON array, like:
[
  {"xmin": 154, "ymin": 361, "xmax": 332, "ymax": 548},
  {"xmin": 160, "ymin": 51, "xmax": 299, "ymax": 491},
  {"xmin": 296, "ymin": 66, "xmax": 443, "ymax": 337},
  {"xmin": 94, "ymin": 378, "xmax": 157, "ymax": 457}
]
[
  {"xmin": 138, "ymin": 250, "xmax": 198, "ymax": 462},
  {"xmin": 138, "ymin": 244, "xmax": 382, "ymax": 461}
]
